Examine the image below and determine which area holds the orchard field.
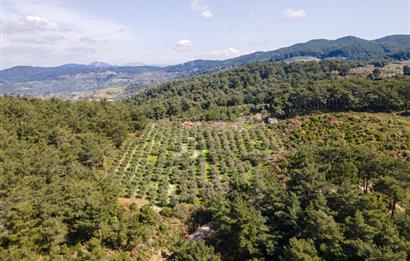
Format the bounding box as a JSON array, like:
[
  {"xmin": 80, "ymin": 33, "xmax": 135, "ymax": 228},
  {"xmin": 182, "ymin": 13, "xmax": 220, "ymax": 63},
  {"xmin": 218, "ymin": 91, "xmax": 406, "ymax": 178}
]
[
  {"xmin": 112, "ymin": 120, "xmax": 283, "ymax": 206},
  {"xmin": 111, "ymin": 112, "xmax": 410, "ymax": 207}
]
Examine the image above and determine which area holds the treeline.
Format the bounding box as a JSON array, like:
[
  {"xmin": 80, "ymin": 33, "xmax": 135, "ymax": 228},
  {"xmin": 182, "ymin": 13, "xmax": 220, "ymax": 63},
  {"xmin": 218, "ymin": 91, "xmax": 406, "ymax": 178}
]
[{"xmin": 129, "ymin": 61, "xmax": 410, "ymax": 120}]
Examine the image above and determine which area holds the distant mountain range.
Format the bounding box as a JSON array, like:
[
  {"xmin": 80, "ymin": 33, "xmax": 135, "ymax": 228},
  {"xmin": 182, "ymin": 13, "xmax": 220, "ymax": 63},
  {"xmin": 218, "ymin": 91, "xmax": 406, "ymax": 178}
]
[
  {"xmin": 1, "ymin": 34, "xmax": 409, "ymax": 98},
  {"xmin": 165, "ymin": 35, "xmax": 410, "ymax": 72}
]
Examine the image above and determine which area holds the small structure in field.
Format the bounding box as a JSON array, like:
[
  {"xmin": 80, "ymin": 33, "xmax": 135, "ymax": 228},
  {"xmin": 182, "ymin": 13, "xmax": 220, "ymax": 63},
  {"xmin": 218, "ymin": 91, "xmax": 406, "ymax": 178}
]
[{"xmin": 267, "ymin": 117, "xmax": 278, "ymax": 125}]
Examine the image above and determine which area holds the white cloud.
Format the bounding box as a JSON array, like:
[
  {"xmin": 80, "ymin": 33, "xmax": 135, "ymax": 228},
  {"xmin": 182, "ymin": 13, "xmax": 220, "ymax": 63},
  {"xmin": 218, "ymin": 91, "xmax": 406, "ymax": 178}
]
[
  {"xmin": 201, "ymin": 9, "xmax": 213, "ymax": 18},
  {"xmin": 25, "ymin": 15, "xmax": 59, "ymax": 29},
  {"xmin": 3, "ymin": 15, "xmax": 61, "ymax": 34},
  {"xmin": 176, "ymin": 39, "xmax": 193, "ymax": 49},
  {"xmin": 282, "ymin": 8, "xmax": 306, "ymax": 21},
  {"xmin": 1, "ymin": 0, "xmax": 139, "ymax": 68},
  {"xmin": 208, "ymin": 48, "xmax": 240, "ymax": 59},
  {"xmin": 191, "ymin": 0, "xmax": 213, "ymax": 18}
]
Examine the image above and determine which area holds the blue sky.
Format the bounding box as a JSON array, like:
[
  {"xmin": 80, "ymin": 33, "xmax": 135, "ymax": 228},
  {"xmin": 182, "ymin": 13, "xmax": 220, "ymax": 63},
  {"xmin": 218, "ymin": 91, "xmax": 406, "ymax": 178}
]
[{"xmin": 1, "ymin": 0, "xmax": 409, "ymax": 68}]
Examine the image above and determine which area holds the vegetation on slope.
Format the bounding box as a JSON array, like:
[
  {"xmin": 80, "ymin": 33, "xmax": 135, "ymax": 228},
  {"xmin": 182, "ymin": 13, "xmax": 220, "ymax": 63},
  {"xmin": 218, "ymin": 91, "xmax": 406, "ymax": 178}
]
[
  {"xmin": 111, "ymin": 113, "xmax": 410, "ymax": 260},
  {"xmin": 275, "ymin": 112, "xmax": 410, "ymax": 160},
  {"xmin": 129, "ymin": 60, "xmax": 410, "ymax": 120},
  {"xmin": 0, "ymin": 97, "xmax": 189, "ymax": 259},
  {"xmin": 1, "ymin": 57, "xmax": 409, "ymax": 260},
  {"xmin": 164, "ymin": 35, "xmax": 410, "ymax": 73},
  {"xmin": 112, "ymin": 121, "xmax": 282, "ymax": 203}
]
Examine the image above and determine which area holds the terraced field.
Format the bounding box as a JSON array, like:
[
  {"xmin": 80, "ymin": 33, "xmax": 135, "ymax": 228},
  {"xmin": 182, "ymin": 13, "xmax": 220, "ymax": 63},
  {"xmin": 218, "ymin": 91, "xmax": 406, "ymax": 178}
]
[{"xmin": 112, "ymin": 121, "xmax": 283, "ymax": 206}]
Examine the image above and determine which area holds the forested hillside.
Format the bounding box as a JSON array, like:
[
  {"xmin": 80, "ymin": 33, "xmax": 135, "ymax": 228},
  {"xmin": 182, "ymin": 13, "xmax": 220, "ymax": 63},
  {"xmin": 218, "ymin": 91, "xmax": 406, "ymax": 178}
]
[
  {"xmin": 164, "ymin": 35, "xmax": 410, "ymax": 73},
  {"xmin": 130, "ymin": 60, "xmax": 410, "ymax": 120},
  {"xmin": 0, "ymin": 97, "xmax": 187, "ymax": 259},
  {"xmin": 1, "ymin": 58, "xmax": 409, "ymax": 260}
]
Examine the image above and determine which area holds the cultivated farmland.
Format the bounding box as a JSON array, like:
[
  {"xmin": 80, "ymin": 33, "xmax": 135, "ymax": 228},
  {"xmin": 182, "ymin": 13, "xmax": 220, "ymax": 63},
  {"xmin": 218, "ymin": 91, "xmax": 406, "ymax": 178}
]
[{"xmin": 112, "ymin": 121, "xmax": 283, "ymax": 205}]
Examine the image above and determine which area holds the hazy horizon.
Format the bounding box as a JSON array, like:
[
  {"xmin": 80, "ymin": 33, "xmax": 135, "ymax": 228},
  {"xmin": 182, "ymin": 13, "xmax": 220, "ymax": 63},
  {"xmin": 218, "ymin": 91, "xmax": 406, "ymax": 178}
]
[{"xmin": 3, "ymin": 34, "xmax": 410, "ymax": 70}]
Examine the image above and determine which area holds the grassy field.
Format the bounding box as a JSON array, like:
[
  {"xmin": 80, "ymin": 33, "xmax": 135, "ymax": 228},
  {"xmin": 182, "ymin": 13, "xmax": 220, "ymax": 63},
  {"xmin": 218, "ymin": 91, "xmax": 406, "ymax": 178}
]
[
  {"xmin": 349, "ymin": 61, "xmax": 410, "ymax": 78},
  {"xmin": 92, "ymin": 86, "xmax": 126, "ymax": 100}
]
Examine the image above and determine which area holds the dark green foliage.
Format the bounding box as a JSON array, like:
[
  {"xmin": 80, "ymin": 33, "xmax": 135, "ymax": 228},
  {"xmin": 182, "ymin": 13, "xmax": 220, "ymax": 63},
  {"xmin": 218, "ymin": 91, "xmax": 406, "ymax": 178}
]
[
  {"xmin": 129, "ymin": 61, "xmax": 410, "ymax": 120},
  {"xmin": 0, "ymin": 97, "xmax": 185, "ymax": 259},
  {"xmin": 1, "ymin": 55, "xmax": 409, "ymax": 260},
  {"xmin": 172, "ymin": 240, "xmax": 221, "ymax": 261},
  {"xmin": 404, "ymin": 65, "xmax": 410, "ymax": 76},
  {"xmin": 282, "ymin": 237, "xmax": 321, "ymax": 261},
  {"xmin": 204, "ymin": 143, "xmax": 409, "ymax": 260},
  {"xmin": 369, "ymin": 68, "xmax": 383, "ymax": 80},
  {"xmin": 107, "ymin": 110, "xmax": 409, "ymax": 260}
]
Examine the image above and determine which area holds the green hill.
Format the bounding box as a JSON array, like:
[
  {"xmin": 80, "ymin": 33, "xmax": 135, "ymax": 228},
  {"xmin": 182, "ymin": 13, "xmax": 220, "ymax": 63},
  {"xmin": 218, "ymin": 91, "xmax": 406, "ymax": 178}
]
[{"xmin": 129, "ymin": 60, "xmax": 410, "ymax": 120}]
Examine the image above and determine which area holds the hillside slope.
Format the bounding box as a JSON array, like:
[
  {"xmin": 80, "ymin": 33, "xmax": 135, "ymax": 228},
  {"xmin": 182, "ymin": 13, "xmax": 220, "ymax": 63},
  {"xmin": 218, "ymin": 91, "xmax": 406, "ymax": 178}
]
[
  {"xmin": 109, "ymin": 112, "xmax": 410, "ymax": 260},
  {"xmin": 1, "ymin": 92, "xmax": 409, "ymax": 259},
  {"xmin": 129, "ymin": 60, "xmax": 410, "ymax": 120}
]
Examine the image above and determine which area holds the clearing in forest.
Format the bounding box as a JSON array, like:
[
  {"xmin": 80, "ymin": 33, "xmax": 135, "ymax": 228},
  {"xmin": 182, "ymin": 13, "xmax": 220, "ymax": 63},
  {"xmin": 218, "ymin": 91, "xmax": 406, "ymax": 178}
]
[{"xmin": 112, "ymin": 120, "xmax": 283, "ymax": 206}]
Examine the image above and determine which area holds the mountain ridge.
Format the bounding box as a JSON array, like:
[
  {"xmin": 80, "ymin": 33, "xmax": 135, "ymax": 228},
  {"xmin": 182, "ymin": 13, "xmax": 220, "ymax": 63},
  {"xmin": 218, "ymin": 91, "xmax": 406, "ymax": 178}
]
[{"xmin": 1, "ymin": 34, "xmax": 409, "ymax": 97}]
